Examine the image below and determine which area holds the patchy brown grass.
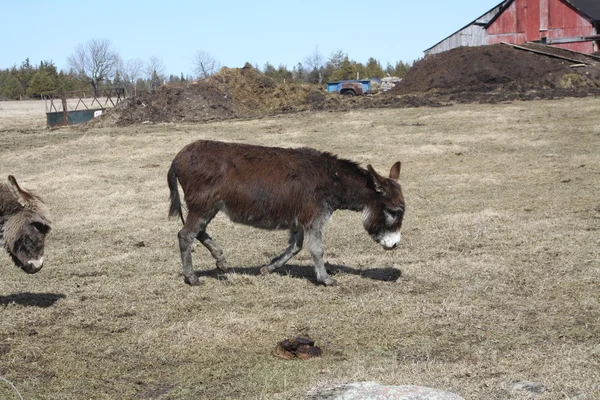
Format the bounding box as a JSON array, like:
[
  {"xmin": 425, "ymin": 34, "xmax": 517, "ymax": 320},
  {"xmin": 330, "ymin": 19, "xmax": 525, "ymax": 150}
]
[{"xmin": 0, "ymin": 98, "xmax": 599, "ymax": 399}]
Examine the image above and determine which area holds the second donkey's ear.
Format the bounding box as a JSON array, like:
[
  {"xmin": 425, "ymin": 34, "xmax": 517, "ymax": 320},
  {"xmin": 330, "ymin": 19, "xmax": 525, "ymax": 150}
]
[
  {"xmin": 7, "ymin": 175, "xmax": 31, "ymax": 208},
  {"xmin": 7, "ymin": 176, "xmax": 50, "ymax": 223},
  {"xmin": 389, "ymin": 161, "xmax": 401, "ymax": 181},
  {"xmin": 367, "ymin": 165, "xmax": 387, "ymax": 194}
]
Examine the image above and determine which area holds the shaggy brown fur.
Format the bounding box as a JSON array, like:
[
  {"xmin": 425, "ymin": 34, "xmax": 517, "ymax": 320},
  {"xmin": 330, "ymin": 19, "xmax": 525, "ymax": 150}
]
[
  {"xmin": 168, "ymin": 140, "xmax": 405, "ymax": 286},
  {"xmin": 0, "ymin": 176, "xmax": 51, "ymax": 274}
]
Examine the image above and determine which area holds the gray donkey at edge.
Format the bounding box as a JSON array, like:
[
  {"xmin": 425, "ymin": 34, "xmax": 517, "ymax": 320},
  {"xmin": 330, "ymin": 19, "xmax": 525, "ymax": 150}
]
[
  {"xmin": 168, "ymin": 140, "xmax": 405, "ymax": 287},
  {"xmin": 0, "ymin": 176, "xmax": 51, "ymax": 274}
]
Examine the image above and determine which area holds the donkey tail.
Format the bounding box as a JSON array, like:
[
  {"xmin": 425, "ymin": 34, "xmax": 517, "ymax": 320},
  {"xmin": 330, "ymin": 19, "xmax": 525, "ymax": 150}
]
[{"xmin": 167, "ymin": 162, "xmax": 185, "ymax": 225}]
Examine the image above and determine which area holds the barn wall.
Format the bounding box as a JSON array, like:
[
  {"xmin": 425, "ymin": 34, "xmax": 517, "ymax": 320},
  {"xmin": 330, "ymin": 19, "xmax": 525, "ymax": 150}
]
[
  {"xmin": 487, "ymin": 0, "xmax": 595, "ymax": 52},
  {"xmin": 487, "ymin": 33, "xmax": 527, "ymax": 45},
  {"xmin": 547, "ymin": 0, "xmax": 595, "ymax": 51},
  {"xmin": 540, "ymin": 0, "xmax": 549, "ymax": 30},
  {"xmin": 488, "ymin": 1, "xmax": 518, "ymax": 35}
]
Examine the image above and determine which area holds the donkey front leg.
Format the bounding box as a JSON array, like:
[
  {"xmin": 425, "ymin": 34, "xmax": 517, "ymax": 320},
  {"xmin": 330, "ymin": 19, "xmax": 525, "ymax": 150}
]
[
  {"xmin": 260, "ymin": 226, "xmax": 304, "ymax": 275},
  {"xmin": 306, "ymin": 224, "xmax": 337, "ymax": 286}
]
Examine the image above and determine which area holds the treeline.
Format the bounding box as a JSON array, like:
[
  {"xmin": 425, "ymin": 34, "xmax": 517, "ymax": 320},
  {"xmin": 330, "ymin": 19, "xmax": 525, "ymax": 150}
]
[
  {"xmin": 0, "ymin": 59, "xmax": 90, "ymax": 100},
  {"xmin": 0, "ymin": 58, "xmax": 195, "ymax": 100},
  {"xmin": 0, "ymin": 50, "xmax": 413, "ymax": 100},
  {"xmin": 262, "ymin": 50, "xmax": 412, "ymax": 84}
]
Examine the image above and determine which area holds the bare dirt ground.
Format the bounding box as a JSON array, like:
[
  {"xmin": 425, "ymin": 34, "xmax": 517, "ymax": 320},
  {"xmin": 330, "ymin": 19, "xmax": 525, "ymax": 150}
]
[{"xmin": 1, "ymin": 98, "xmax": 599, "ymax": 399}]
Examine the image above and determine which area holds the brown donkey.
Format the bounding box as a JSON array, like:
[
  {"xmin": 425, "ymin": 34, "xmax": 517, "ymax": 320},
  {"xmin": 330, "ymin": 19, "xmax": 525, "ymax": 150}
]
[
  {"xmin": 168, "ymin": 140, "xmax": 405, "ymax": 286},
  {"xmin": 0, "ymin": 176, "xmax": 51, "ymax": 274}
]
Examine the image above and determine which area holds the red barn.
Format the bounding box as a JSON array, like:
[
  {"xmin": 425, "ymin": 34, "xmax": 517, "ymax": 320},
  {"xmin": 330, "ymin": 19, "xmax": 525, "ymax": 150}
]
[{"xmin": 425, "ymin": 0, "xmax": 600, "ymax": 55}]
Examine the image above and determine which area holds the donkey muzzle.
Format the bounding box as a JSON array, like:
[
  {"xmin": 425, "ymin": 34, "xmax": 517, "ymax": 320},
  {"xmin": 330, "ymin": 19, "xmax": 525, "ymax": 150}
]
[
  {"xmin": 23, "ymin": 257, "xmax": 44, "ymax": 274},
  {"xmin": 379, "ymin": 232, "xmax": 401, "ymax": 250}
]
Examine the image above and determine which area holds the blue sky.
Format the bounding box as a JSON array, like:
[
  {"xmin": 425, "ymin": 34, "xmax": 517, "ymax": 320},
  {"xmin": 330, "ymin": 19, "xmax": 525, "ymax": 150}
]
[{"xmin": 1, "ymin": 0, "xmax": 501, "ymax": 76}]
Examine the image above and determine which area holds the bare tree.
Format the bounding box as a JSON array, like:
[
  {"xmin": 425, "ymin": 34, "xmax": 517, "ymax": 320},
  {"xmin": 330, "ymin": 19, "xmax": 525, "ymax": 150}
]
[
  {"xmin": 67, "ymin": 38, "xmax": 120, "ymax": 93},
  {"xmin": 121, "ymin": 58, "xmax": 144, "ymax": 96},
  {"xmin": 193, "ymin": 51, "xmax": 220, "ymax": 80},
  {"xmin": 146, "ymin": 56, "xmax": 167, "ymax": 90},
  {"xmin": 304, "ymin": 46, "xmax": 325, "ymax": 84},
  {"xmin": 304, "ymin": 46, "xmax": 324, "ymax": 70}
]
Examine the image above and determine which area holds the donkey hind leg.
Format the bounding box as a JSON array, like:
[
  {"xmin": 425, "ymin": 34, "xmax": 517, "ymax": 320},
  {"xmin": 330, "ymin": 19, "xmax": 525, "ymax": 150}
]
[
  {"xmin": 260, "ymin": 227, "xmax": 304, "ymax": 275},
  {"xmin": 197, "ymin": 230, "xmax": 229, "ymax": 273},
  {"xmin": 178, "ymin": 208, "xmax": 217, "ymax": 286},
  {"xmin": 306, "ymin": 221, "xmax": 337, "ymax": 286}
]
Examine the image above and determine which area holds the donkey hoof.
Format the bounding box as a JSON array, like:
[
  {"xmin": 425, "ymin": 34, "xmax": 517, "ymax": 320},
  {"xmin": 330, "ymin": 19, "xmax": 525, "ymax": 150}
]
[
  {"xmin": 321, "ymin": 278, "xmax": 338, "ymax": 287},
  {"xmin": 184, "ymin": 275, "xmax": 201, "ymax": 286},
  {"xmin": 260, "ymin": 266, "xmax": 271, "ymax": 276},
  {"xmin": 216, "ymin": 260, "xmax": 230, "ymax": 273}
]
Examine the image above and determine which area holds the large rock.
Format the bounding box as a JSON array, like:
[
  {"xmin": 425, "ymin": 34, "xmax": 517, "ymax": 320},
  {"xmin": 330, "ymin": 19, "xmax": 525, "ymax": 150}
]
[{"xmin": 307, "ymin": 382, "xmax": 464, "ymax": 400}]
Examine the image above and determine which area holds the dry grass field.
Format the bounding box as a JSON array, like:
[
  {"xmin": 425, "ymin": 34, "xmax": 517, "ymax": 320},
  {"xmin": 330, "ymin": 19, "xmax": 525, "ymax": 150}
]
[{"xmin": 0, "ymin": 98, "xmax": 599, "ymax": 399}]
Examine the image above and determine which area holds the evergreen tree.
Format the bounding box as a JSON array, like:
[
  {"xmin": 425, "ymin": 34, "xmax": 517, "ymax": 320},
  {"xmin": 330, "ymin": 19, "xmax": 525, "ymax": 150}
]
[
  {"xmin": 394, "ymin": 61, "xmax": 412, "ymax": 78},
  {"xmin": 150, "ymin": 69, "xmax": 161, "ymax": 90},
  {"xmin": 278, "ymin": 65, "xmax": 293, "ymax": 83},
  {"xmin": 294, "ymin": 62, "xmax": 305, "ymax": 82},
  {"xmin": 113, "ymin": 70, "xmax": 123, "ymax": 86},
  {"xmin": 329, "ymin": 56, "xmax": 363, "ymax": 81},
  {"xmin": 364, "ymin": 57, "xmax": 384, "ymax": 79},
  {"xmin": 136, "ymin": 78, "xmax": 149, "ymax": 93},
  {"xmin": 15, "ymin": 58, "xmax": 36, "ymax": 92},
  {"xmin": 39, "ymin": 60, "xmax": 58, "ymax": 79},
  {"xmin": 1, "ymin": 73, "xmax": 24, "ymax": 99},
  {"xmin": 26, "ymin": 70, "xmax": 56, "ymax": 97},
  {"xmin": 328, "ymin": 50, "xmax": 346, "ymax": 69},
  {"xmin": 385, "ymin": 63, "xmax": 395, "ymax": 76},
  {"xmin": 263, "ymin": 62, "xmax": 277, "ymax": 77}
]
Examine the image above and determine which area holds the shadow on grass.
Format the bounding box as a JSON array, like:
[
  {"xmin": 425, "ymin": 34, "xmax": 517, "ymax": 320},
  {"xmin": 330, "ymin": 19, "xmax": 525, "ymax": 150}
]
[
  {"xmin": 193, "ymin": 263, "xmax": 401, "ymax": 285},
  {"xmin": 0, "ymin": 292, "xmax": 65, "ymax": 308}
]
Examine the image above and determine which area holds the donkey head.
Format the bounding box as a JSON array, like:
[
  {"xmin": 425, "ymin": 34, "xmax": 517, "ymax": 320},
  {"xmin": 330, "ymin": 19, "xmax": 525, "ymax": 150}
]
[
  {"xmin": 2, "ymin": 176, "xmax": 51, "ymax": 274},
  {"xmin": 362, "ymin": 162, "xmax": 405, "ymax": 250}
]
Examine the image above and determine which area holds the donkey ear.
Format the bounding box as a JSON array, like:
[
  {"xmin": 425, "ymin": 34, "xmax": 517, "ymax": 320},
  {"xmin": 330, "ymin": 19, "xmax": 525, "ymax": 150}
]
[
  {"xmin": 7, "ymin": 175, "xmax": 32, "ymax": 208},
  {"xmin": 367, "ymin": 165, "xmax": 385, "ymax": 193},
  {"xmin": 389, "ymin": 161, "xmax": 401, "ymax": 181}
]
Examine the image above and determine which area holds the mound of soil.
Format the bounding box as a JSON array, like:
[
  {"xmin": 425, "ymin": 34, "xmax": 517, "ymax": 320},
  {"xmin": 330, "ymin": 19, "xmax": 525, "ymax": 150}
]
[
  {"xmin": 97, "ymin": 65, "xmax": 329, "ymax": 126},
  {"xmin": 390, "ymin": 43, "xmax": 600, "ymax": 103},
  {"xmin": 105, "ymin": 81, "xmax": 236, "ymax": 126},
  {"xmin": 209, "ymin": 66, "xmax": 320, "ymax": 114}
]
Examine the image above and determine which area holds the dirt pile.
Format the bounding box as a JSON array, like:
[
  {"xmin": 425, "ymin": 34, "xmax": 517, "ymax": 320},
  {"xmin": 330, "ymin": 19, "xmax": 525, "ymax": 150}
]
[
  {"xmin": 97, "ymin": 65, "xmax": 329, "ymax": 126},
  {"xmin": 390, "ymin": 43, "xmax": 600, "ymax": 103},
  {"xmin": 93, "ymin": 81, "xmax": 236, "ymax": 126},
  {"xmin": 209, "ymin": 66, "xmax": 323, "ymax": 114}
]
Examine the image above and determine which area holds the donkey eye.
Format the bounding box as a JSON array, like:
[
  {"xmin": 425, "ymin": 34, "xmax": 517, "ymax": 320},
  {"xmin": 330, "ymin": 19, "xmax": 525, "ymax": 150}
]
[
  {"xmin": 384, "ymin": 210, "xmax": 396, "ymax": 225},
  {"xmin": 391, "ymin": 206, "xmax": 405, "ymax": 216}
]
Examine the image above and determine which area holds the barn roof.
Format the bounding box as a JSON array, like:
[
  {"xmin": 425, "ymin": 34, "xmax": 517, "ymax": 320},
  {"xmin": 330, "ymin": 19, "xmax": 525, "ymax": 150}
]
[
  {"xmin": 564, "ymin": 0, "xmax": 600, "ymax": 21},
  {"xmin": 424, "ymin": 0, "xmax": 600, "ymax": 54},
  {"xmin": 423, "ymin": 1, "xmax": 508, "ymax": 53},
  {"xmin": 486, "ymin": 0, "xmax": 600, "ymax": 25}
]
